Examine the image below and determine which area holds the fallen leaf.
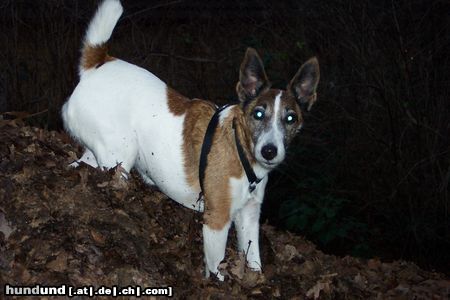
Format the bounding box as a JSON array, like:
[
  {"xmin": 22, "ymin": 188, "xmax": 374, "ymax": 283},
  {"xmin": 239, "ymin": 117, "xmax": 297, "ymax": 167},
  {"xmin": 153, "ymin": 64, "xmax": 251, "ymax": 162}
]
[
  {"xmin": 306, "ymin": 279, "xmax": 332, "ymax": 299},
  {"xmin": 46, "ymin": 251, "xmax": 68, "ymax": 272},
  {"xmin": 90, "ymin": 230, "xmax": 106, "ymax": 245}
]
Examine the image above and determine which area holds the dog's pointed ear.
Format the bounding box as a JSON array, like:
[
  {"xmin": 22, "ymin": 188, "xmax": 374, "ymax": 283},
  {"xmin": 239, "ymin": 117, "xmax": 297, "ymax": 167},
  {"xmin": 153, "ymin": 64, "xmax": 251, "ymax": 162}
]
[
  {"xmin": 236, "ymin": 48, "xmax": 270, "ymax": 102},
  {"xmin": 288, "ymin": 57, "xmax": 320, "ymax": 111}
]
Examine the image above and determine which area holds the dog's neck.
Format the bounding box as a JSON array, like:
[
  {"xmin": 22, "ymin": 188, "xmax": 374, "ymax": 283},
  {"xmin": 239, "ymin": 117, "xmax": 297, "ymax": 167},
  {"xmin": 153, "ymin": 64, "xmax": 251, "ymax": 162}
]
[{"xmin": 224, "ymin": 105, "xmax": 272, "ymax": 180}]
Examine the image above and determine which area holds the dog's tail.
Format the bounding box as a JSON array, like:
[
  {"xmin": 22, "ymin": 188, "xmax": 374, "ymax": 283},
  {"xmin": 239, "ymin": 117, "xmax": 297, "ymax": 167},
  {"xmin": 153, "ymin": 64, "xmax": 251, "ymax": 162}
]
[{"xmin": 79, "ymin": 0, "xmax": 123, "ymax": 76}]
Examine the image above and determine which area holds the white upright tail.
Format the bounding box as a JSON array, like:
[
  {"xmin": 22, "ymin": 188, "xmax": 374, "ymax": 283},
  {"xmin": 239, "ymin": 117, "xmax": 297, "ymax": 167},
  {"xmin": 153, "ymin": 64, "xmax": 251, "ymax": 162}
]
[{"xmin": 79, "ymin": 0, "xmax": 123, "ymax": 76}]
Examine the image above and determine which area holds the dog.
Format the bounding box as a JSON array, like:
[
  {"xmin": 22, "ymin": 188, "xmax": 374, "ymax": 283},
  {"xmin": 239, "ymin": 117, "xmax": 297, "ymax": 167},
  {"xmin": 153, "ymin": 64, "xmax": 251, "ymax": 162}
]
[{"xmin": 62, "ymin": 0, "xmax": 320, "ymax": 281}]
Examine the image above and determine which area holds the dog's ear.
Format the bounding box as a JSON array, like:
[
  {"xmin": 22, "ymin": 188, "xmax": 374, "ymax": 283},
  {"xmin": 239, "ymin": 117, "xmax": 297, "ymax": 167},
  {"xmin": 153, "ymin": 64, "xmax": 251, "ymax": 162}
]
[
  {"xmin": 288, "ymin": 57, "xmax": 320, "ymax": 111},
  {"xmin": 236, "ymin": 48, "xmax": 270, "ymax": 102}
]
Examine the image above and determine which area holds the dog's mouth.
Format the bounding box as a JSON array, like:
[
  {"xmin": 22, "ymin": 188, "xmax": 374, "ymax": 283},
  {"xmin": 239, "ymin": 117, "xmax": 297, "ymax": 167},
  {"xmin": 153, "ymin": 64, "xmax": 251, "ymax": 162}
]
[
  {"xmin": 253, "ymin": 146, "xmax": 285, "ymax": 170},
  {"xmin": 258, "ymin": 159, "xmax": 279, "ymax": 169}
]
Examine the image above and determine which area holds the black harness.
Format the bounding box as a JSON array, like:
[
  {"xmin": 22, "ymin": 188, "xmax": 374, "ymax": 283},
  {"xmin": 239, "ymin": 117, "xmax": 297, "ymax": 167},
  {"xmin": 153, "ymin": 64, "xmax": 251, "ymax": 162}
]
[{"xmin": 198, "ymin": 104, "xmax": 261, "ymax": 201}]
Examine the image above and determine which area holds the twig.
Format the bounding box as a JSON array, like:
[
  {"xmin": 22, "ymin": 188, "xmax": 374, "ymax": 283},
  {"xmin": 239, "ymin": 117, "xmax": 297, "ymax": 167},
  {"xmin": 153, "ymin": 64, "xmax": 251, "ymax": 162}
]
[
  {"xmin": 144, "ymin": 52, "xmax": 222, "ymax": 63},
  {"xmin": 126, "ymin": 1, "xmax": 184, "ymax": 18}
]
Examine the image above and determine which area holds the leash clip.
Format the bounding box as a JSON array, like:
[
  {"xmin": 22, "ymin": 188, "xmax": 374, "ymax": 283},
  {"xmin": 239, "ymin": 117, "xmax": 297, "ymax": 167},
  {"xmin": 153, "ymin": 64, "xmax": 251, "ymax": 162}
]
[{"xmin": 248, "ymin": 178, "xmax": 262, "ymax": 193}]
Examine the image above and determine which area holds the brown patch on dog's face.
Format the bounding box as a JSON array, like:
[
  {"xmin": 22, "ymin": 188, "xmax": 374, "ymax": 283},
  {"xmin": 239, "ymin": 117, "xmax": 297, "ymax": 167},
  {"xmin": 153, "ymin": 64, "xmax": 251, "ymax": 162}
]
[
  {"xmin": 280, "ymin": 90, "xmax": 304, "ymax": 144},
  {"xmin": 81, "ymin": 44, "xmax": 115, "ymax": 70}
]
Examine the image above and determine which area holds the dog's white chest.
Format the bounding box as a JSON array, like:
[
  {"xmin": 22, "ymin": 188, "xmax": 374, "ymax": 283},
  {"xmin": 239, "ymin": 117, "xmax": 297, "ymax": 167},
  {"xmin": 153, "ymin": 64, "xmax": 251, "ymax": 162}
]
[{"xmin": 229, "ymin": 174, "xmax": 268, "ymax": 216}]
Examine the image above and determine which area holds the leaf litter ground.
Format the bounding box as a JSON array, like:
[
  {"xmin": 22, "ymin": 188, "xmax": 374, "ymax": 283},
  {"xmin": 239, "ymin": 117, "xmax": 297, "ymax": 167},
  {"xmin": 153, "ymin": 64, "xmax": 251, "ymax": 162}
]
[{"xmin": 0, "ymin": 125, "xmax": 449, "ymax": 299}]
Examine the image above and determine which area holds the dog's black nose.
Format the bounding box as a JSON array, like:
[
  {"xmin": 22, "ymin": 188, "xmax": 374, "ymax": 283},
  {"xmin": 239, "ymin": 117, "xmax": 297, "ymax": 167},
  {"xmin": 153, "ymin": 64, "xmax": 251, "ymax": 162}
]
[{"xmin": 261, "ymin": 144, "xmax": 277, "ymax": 161}]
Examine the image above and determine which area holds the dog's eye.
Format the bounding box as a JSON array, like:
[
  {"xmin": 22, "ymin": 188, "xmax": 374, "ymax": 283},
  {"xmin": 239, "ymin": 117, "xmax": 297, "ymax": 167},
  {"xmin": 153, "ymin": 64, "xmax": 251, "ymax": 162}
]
[
  {"xmin": 285, "ymin": 113, "xmax": 297, "ymax": 124},
  {"xmin": 253, "ymin": 109, "xmax": 265, "ymax": 120}
]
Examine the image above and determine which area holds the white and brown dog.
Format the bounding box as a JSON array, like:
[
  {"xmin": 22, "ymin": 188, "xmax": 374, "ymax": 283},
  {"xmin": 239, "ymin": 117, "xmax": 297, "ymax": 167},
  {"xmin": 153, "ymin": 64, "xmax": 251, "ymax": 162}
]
[{"xmin": 62, "ymin": 0, "xmax": 319, "ymax": 280}]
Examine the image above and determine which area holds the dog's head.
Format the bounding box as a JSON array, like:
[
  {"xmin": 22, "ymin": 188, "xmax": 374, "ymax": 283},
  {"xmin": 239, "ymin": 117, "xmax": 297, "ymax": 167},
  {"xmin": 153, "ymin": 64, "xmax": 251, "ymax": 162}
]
[{"xmin": 237, "ymin": 48, "xmax": 320, "ymax": 169}]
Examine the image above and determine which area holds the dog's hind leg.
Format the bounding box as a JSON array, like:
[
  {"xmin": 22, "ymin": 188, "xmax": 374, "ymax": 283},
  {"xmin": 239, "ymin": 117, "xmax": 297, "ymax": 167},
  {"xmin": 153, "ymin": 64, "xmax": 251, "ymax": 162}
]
[
  {"xmin": 92, "ymin": 138, "xmax": 138, "ymax": 176},
  {"xmin": 69, "ymin": 148, "xmax": 99, "ymax": 168}
]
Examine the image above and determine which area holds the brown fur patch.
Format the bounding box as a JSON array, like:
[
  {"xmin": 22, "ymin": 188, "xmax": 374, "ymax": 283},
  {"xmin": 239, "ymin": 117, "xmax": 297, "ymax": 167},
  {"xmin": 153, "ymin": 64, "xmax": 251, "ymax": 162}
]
[
  {"xmin": 167, "ymin": 88, "xmax": 190, "ymax": 116},
  {"xmin": 202, "ymin": 106, "xmax": 253, "ymax": 230},
  {"xmin": 166, "ymin": 86, "xmax": 216, "ymax": 189},
  {"xmin": 81, "ymin": 44, "xmax": 115, "ymax": 71},
  {"xmin": 166, "ymin": 87, "xmax": 255, "ymax": 230}
]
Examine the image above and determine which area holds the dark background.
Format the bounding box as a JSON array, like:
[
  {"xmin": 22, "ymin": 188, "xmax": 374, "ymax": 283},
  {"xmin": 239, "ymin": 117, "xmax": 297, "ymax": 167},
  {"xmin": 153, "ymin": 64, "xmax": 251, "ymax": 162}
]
[{"xmin": 1, "ymin": 0, "xmax": 449, "ymax": 274}]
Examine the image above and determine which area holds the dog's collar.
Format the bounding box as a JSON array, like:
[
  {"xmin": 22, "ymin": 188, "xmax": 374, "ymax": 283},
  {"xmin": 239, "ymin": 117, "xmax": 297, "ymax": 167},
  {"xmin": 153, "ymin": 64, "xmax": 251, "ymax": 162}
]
[{"xmin": 198, "ymin": 104, "xmax": 261, "ymax": 201}]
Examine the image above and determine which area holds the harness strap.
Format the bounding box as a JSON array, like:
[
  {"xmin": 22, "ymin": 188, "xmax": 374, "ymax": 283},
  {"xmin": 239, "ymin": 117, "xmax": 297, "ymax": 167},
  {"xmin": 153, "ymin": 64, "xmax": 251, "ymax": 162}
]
[
  {"xmin": 232, "ymin": 118, "xmax": 261, "ymax": 192},
  {"xmin": 198, "ymin": 104, "xmax": 231, "ymax": 199},
  {"xmin": 198, "ymin": 104, "xmax": 261, "ymax": 201}
]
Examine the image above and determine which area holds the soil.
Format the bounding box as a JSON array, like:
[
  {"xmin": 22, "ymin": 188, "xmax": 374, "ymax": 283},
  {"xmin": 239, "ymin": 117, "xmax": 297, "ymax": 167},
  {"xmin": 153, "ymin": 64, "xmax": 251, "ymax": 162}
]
[{"xmin": 0, "ymin": 124, "xmax": 449, "ymax": 299}]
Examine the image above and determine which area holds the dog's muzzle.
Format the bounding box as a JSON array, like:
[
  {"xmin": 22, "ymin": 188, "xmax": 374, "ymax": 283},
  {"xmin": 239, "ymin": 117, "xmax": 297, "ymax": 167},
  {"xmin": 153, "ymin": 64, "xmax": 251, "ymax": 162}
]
[{"xmin": 261, "ymin": 143, "xmax": 277, "ymax": 161}]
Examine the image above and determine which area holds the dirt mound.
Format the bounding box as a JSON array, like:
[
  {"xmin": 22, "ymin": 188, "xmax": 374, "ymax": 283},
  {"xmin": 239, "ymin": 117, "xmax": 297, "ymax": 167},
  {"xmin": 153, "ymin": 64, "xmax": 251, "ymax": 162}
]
[{"xmin": 0, "ymin": 125, "xmax": 448, "ymax": 299}]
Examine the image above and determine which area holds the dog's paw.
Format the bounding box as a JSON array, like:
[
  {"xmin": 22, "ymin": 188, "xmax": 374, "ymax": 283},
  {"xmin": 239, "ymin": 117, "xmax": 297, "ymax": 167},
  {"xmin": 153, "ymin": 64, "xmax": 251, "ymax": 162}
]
[
  {"xmin": 68, "ymin": 161, "xmax": 80, "ymax": 168},
  {"xmin": 213, "ymin": 271, "xmax": 225, "ymax": 281},
  {"xmin": 205, "ymin": 269, "xmax": 225, "ymax": 281},
  {"xmin": 247, "ymin": 261, "xmax": 262, "ymax": 272}
]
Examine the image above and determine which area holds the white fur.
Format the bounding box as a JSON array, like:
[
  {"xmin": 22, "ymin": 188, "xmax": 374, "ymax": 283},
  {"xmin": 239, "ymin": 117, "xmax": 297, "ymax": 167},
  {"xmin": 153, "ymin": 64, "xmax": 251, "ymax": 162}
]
[
  {"xmin": 218, "ymin": 105, "xmax": 234, "ymax": 126},
  {"xmin": 69, "ymin": 148, "xmax": 98, "ymax": 168},
  {"xmin": 84, "ymin": 0, "xmax": 123, "ymax": 47},
  {"xmin": 63, "ymin": 59, "xmax": 202, "ymax": 211},
  {"xmin": 80, "ymin": 0, "xmax": 123, "ymax": 76},
  {"xmin": 203, "ymin": 221, "xmax": 231, "ymax": 281},
  {"xmin": 232, "ymin": 175, "xmax": 268, "ymax": 270},
  {"xmin": 254, "ymin": 91, "xmax": 285, "ymax": 167},
  {"xmin": 235, "ymin": 199, "xmax": 262, "ymax": 270}
]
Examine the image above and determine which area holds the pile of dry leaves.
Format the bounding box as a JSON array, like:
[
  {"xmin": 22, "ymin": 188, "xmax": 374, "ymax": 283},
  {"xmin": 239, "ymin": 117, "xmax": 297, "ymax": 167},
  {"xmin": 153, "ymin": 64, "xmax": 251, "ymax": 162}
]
[{"xmin": 0, "ymin": 124, "xmax": 449, "ymax": 299}]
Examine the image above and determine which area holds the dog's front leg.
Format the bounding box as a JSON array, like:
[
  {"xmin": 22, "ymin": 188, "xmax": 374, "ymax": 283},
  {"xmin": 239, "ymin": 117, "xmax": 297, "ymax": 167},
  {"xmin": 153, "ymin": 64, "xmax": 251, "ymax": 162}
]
[
  {"xmin": 203, "ymin": 221, "xmax": 231, "ymax": 281},
  {"xmin": 234, "ymin": 199, "xmax": 262, "ymax": 271},
  {"xmin": 233, "ymin": 176, "xmax": 267, "ymax": 271}
]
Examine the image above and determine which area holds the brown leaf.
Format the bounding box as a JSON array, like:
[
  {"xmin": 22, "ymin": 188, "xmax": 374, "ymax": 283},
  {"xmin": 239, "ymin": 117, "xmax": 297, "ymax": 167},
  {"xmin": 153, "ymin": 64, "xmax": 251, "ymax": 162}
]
[
  {"xmin": 21, "ymin": 268, "xmax": 31, "ymax": 283},
  {"xmin": 12, "ymin": 166, "xmax": 35, "ymax": 183},
  {"xmin": 241, "ymin": 271, "xmax": 265, "ymax": 288},
  {"xmin": 306, "ymin": 279, "xmax": 332, "ymax": 299},
  {"xmin": 110, "ymin": 165, "xmax": 129, "ymax": 190},
  {"xmin": 78, "ymin": 168, "xmax": 89, "ymax": 189},
  {"xmin": 45, "ymin": 160, "xmax": 56, "ymax": 168},
  {"xmin": 8, "ymin": 144, "xmax": 15, "ymax": 160},
  {"xmin": 30, "ymin": 218, "xmax": 45, "ymax": 228},
  {"xmin": 90, "ymin": 230, "xmax": 106, "ymax": 245},
  {"xmin": 229, "ymin": 252, "xmax": 246, "ymax": 280},
  {"xmin": 46, "ymin": 251, "xmax": 68, "ymax": 272},
  {"xmin": 353, "ymin": 273, "xmax": 367, "ymax": 289},
  {"xmin": 97, "ymin": 181, "xmax": 109, "ymax": 188},
  {"xmin": 283, "ymin": 244, "xmax": 300, "ymax": 261},
  {"xmin": 367, "ymin": 258, "xmax": 381, "ymax": 270},
  {"xmin": 272, "ymin": 287, "xmax": 281, "ymax": 297}
]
